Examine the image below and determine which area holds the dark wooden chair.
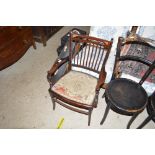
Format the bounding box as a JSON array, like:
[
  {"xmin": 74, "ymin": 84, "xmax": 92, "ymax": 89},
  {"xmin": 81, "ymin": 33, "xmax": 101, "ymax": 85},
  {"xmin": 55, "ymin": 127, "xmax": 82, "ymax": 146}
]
[
  {"xmin": 47, "ymin": 33, "xmax": 113, "ymax": 126},
  {"xmin": 137, "ymin": 91, "xmax": 155, "ymax": 129},
  {"xmin": 100, "ymin": 36, "xmax": 155, "ymax": 129}
]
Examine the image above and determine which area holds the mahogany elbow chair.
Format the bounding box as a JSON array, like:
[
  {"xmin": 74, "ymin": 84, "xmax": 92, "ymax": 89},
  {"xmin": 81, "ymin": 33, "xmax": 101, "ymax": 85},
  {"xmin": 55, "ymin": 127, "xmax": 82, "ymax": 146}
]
[{"xmin": 47, "ymin": 33, "xmax": 113, "ymax": 126}]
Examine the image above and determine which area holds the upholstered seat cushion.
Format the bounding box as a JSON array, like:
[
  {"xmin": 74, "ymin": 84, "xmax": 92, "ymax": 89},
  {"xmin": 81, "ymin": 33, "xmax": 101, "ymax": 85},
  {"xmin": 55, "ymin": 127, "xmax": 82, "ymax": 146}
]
[{"xmin": 51, "ymin": 71, "xmax": 98, "ymax": 105}]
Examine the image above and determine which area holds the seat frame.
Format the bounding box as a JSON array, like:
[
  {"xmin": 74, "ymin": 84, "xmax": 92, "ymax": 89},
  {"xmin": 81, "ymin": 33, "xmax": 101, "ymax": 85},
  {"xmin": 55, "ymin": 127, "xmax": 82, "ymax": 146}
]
[
  {"xmin": 47, "ymin": 33, "xmax": 113, "ymax": 126},
  {"xmin": 100, "ymin": 36, "xmax": 155, "ymax": 128}
]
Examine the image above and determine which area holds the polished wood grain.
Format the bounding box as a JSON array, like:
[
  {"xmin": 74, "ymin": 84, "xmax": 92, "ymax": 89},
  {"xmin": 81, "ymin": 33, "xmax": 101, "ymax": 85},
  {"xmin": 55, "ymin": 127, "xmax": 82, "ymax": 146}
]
[
  {"xmin": 32, "ymin": 26, "xmax": 63, "ymax": 46},
  {"xmin": 0, "ymin": 26, "xmax": 36, "ymax": 70}
]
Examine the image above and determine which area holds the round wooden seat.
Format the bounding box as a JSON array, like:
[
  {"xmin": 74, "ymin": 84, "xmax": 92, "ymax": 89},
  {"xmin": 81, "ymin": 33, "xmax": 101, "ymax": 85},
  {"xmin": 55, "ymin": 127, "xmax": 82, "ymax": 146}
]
[{"xmin": 105, "ymin": 78, "xmax": 148, "ymax": 115}]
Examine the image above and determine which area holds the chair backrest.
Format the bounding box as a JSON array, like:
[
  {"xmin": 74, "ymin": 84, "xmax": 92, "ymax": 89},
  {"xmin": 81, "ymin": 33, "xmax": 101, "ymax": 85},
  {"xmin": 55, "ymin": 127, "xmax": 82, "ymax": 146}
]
[
  {"xmin": 112, "ymin": 37, "xmax": 155, "ymax": 85},
  {"xmin": 68, "ymin": 33, "xmax": 113, "ymax": 78}
]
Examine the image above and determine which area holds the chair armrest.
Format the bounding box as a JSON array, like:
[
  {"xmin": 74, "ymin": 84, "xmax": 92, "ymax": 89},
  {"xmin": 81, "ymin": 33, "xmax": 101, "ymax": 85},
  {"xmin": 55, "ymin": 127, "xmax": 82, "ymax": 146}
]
[
  {"xmin": 47, "ymin": 57, "xmax": 69, "ymax": 83},
  {"xmin": 96, "ymin": 70, "xmax": 107, "ymax": 91}
]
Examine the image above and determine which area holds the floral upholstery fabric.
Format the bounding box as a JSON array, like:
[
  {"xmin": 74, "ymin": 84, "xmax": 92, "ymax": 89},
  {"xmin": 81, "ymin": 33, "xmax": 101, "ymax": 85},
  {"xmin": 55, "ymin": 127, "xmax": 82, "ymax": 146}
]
[{"xmin": 51, "ymin": 71, "xmax": 98, "ymax": 105}]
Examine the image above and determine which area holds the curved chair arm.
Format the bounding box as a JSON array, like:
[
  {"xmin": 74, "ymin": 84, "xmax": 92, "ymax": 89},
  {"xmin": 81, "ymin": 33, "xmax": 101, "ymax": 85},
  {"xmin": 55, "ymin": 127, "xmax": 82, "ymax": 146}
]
[
  {"xmin": 96, "ymin": 69, "xmax": 107, "ymax": 91},
  {"xmin": 47, "ymin": 57, "xmax": 69, "ymax": 84}
]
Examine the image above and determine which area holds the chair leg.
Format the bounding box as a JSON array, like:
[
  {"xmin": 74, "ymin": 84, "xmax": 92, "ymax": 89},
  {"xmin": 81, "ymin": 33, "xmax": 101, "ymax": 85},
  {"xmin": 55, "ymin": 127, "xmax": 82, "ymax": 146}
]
[
  {"xmin": 32, "ymin": 40, "xmax": 36, "ymax": 49},
  {"xmin": 88, "ymin": 109, "xmax": 92, "ymax": 126},
  {"xmin": 137, "ymin": 115, "xmax": 152, "ymax": 129},
  {"xmin": 48, "ymin": 89, "xmax": 56, "ymax": 110},
  {"xmin": 102, "ymin": 92, "xmax": 105, "ymax": 98},
  {"xmin": 100, "ymin": 104, "xmax": 110, "ymax": 125},
  {"xmin": 51, "ymin": 98, "xmax": 56, "ymax": 110},
  {"xmin": 127, "ymin": 113, "xmax": 139, "ymax": 129}
]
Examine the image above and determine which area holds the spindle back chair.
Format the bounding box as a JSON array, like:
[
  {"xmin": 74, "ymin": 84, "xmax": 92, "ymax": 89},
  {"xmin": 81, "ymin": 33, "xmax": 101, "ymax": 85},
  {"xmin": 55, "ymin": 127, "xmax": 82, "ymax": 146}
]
[{"xmin": 47, "ymin": 33, "xmax": 113, "ymax": 126}]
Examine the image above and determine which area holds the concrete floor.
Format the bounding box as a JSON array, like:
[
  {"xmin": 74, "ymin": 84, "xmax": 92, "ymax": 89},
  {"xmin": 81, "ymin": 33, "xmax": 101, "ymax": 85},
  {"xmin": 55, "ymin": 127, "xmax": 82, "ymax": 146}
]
[{"xmin": 0, "ymin": 26, "xmax": 154, "ymax": 129}]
